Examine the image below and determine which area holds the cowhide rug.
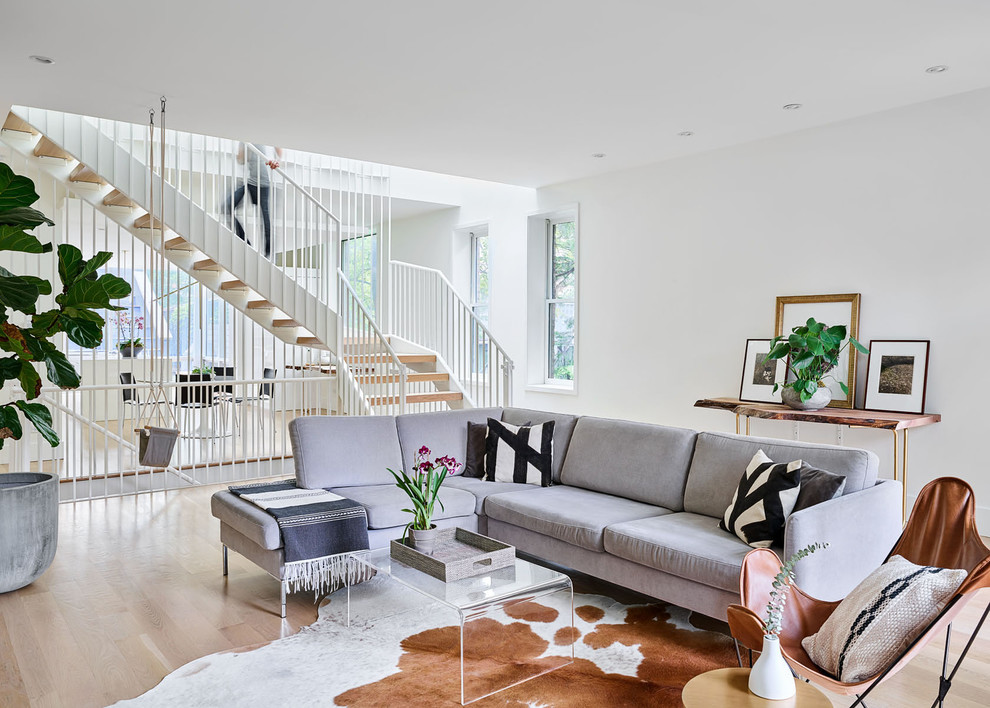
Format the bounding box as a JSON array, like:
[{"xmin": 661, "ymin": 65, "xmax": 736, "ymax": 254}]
[{"xmin": 113, "ymin": 574, "xmax": 737, "ymax": 707}]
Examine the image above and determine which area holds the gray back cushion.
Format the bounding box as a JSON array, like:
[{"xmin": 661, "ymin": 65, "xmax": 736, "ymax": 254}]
[
  {"xmin": 396, "ymin": 407, "xmax": 503, "ymax": 475},
  {"xmin": 289, "ymin": 416, "xmax": 402, "ymax": 489},
  {"xmin": 501, "ymin": 407, "xmax": 578, "ymax": 483},
  {"xmin": 560, "ymin": 416, "xmax": 698, "ymax": 510},
  {"xmin": 683, "ymin": 432, "xmax": 880, "ymax": 518}
]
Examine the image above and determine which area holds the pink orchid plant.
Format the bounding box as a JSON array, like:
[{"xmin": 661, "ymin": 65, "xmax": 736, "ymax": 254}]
[{"xmin": 388, "ymin": 445, "xmax": 461, "ymax": 534}]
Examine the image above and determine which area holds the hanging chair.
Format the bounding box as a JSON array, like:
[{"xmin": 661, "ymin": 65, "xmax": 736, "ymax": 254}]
[{"xmin": 135, "ymin": 426, "xmax": 180, "ymax": 469}]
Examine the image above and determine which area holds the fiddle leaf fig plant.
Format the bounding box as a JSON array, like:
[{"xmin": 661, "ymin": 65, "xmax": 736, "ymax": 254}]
[
  {"xmin": 764, "ymin": 318, "xmax": 869, "ymax": 403},
  {"xmin": 0, "ymin": 160, "xmax": 132, "ymax": 449}
]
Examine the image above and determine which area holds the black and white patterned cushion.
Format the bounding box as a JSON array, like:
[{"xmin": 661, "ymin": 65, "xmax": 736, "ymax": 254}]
[
  {"xmin": 802, "ymin": 555, "xmax": 967, "ymax": 683},
  {"xmin": 484, "ymin": 418, "xmax": 554, "ymax": 487},
  {"xmin": 719, "ymin": 450, "xmax": 802, "ymax": 548}
]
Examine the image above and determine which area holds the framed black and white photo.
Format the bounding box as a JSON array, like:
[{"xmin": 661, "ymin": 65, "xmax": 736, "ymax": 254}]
[
  {"xmin": 864, "ymin": 340, "xmax": 931, "ymax": 414},
  {"xmin": 775, "ymin": 293, "xmax": 861, "ymax": 409},
  {"xmin": 739, "ymin": 339, "xmax": 787, "ymax": 404}
]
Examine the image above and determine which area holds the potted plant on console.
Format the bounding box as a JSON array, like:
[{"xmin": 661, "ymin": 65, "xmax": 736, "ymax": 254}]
[
  {"xmin": 116, "ymin": 312, "xmax": 144, "ymax": 357},
  {"xmin": 749, "ymin": 542, "xmax": 828, "ymax": 699},
  {"xmin": 765, "ymin": 318, "xmax": 868, "ymax": 411},
  {"xmin": 0, "ymin": 160, "xmax": 131, "ymax": 593},
  {"xmin": 388, "ymin": 445, "xmax": 461, "ymax": 555}
]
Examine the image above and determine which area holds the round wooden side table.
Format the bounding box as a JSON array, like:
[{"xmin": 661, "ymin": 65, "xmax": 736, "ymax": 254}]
[{"xmin": 682, "ymin": 668, "xmax": 832, "ymax": 707}]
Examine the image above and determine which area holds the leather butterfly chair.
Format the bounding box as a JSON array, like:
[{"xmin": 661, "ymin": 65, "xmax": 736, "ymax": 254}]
[{"xmin": 727, "ymin": 477, "xmax": 990, "ymax": 708}]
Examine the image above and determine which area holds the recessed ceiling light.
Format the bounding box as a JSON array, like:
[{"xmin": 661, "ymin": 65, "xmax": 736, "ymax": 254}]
[
  {"xmin": 677, "ymin": 131, "xmax": 694, "ymax": 137},
  {"xmin": 591, "ymin": 153, "xmax": 606, "ymax": 158},
  {"xmin": 783, "ymin": 103, "xmax": 802, "ymax": 110},
  {"xmin": 29, "ymin": 55, "xmax": 54, "ymax": 65},
  {"xmin": 925, "ymin": 65, "xmax": 949, "ymax": 74}
]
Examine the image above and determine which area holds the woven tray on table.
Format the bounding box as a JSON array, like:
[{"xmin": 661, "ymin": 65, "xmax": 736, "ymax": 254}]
[{"xmin": 390, "ymin": 527, "xmax": 515, "ymax": 582}]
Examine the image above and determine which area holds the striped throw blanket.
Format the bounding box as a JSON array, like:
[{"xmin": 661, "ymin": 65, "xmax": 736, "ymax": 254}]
[{"xmin": 230, "ymin": 479, "xmax": 370, "ymax": 593}]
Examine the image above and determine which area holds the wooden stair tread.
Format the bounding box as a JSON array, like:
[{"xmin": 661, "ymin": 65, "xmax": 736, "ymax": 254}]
[
  {"xmin": 69, "ymin": 163, "xmax": 103, "ymax": 185},
  {"xmin": 164, "ymin": 236, "xmax": 196, "ymax": 251},
  {"xmin": 397, "ymin": 354, "xmax": 437, "ymax": 364},
  {"xmin": 193, "ymin": 258, "xmax": 223, "ymax": 272},
  {"xmin": 3, "ymin": 113, "xmax": 37, "ymax": 134},
  {"xmin": 355, "ymin": 372, "xmax": 449, "ymax": 384},
  {"xmin": 219, "ymin": 280, "xmax": 248, "ymax": 291},
  {"xmin": 33, "ymin": 136, "xmax": 72, "ymax": 160},
  {"xmin": 272, "ymin": 319, "xmax": 300, "ymax": 328},
  {"xmin": 370, "ymin": 391, "xmax": 463, "ymax": 406},
  {"xmin": 103, "ymin": 189, "xmax": 136, "ymax": 208},
  {"xmin": 297, "ymin": 336, "xmax": 328, "ymax": 349},
  {"xmin": 247, "ymin": 300, "xmax": 275, "ymax": 310},
  {"xmin": 133, "ymin": 213, "xmax": 163, "ymax": 229}
]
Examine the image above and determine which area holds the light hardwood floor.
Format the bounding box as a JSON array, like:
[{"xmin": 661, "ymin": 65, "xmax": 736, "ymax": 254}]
[{"xmin": 0, "ymin": 485, "xmax": 988, "ymax": 707}]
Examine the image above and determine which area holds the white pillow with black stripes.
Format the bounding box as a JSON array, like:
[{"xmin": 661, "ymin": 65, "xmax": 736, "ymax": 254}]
[
  {"xmin": 483, "ymin": 418, "xmax": 554, "ymax": 487},
  {"xmin": 719, "ymin": 449, "xmax": 802, "ymax": 548}
]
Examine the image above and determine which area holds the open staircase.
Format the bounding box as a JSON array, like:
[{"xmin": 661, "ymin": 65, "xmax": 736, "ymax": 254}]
[{"xmin": 1, "ymin": 107, "xmax": 512, "ymax": 415}]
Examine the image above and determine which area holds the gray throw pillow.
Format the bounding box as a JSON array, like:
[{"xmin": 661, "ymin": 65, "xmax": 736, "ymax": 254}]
[
  {"xmin": 792, "ymin": 465, "xmax": 846, "ymax": 512},
  {"xmin": 802, "ymin": 555, "xmax": 967, "ymax": 683}
]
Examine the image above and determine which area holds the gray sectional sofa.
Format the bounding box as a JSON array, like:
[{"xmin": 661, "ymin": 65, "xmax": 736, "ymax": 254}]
[{"xmin": 211, "ymin": 407, "xmax": 903, "ymax": 620}]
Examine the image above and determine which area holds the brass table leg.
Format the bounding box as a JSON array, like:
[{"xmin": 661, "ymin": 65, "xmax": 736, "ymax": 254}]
[
  {"xmin": 902, "ymin": 429, "xmax": 909, "ymax": 522},
  {"xmin": 735, "ymin": 414, "xmax": 740, "ymax": 435},
  {"xmin": 745, "ymin": 416, "xmax": 751, "ymax": 436}
]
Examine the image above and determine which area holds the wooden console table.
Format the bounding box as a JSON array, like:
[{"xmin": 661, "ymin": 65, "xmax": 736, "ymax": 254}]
[{"xmin": 695, "ymin": 397, "xmax": 942, "ymax": 521}]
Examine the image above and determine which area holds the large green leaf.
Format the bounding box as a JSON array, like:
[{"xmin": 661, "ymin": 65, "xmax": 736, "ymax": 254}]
[
  {"xmin": 96, "ymin": 273, "xmax": 131, "ymax": 299},
  {"xmin": 57, "ymin": 243, "xmax": 84, "ymax": 285},
  {"xmin": 0, "ymin": 162, "xmax": 40, "ymax": 210},
  {"xmin": 63, "ymin": 307, "xmax": 104, "ymax": 325},
  {"xmin": 62, "ymin": 315, "xmax": 104, "ymax": 348},
  {"xmin": 30, "ymin": 309, "xmax": 60, "ymax": 335},
  {"xmin": 0, "ymin": 405, "xmax": 23, "ymax": 442},
  {"xmin": 20, "ymin": 275, "xmax": 52, "ymax": 296},
  {"xmin": 18, "ymin": 362, "xmax": 41, "ymax": 399},
  {"xmin": 0, "ymin": 225, "xmax": 53, "ymax": 253},
  {"xmin": 0, "ymin": 274, "xmax": 41, "ymax": 313},
  {"xmin": 0, "ymin": 206, "xmax": 54, "ymax": 229},
  {"xmin": 44, "ymin": 350, "xmax": 80, "ymax": 389},
  {"xmin": 14, "ymin": 400, "xmax": 59, "ymax": 447},
  {"xmin": 62, "ymin": 278, "xmax": 113, "ymax": 309},
  {"xmin": 0, "ymin": 356, "xmax": 20, "ymax": 385},
  {"xmin": 76, "ymin": 251, "xmax": 114, "ymax": 282}
]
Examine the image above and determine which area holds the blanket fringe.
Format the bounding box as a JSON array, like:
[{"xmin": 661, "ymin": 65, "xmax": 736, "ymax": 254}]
[{"xmin": 283, "ymin": 554, "xmax": 376, "ymax": 595}]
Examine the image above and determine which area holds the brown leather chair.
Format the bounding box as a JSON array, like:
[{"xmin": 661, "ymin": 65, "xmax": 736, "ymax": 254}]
[{"xmin": 727, "ymin": 477, "xmax": 990, "ymax": 708}]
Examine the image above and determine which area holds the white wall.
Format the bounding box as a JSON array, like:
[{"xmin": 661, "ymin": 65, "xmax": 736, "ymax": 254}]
[{"xmin": 389, "ymin": 86, "xmax": 990, "ymax": 525}]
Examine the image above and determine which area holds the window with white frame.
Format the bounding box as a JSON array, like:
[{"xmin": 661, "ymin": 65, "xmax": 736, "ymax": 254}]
[
  {"xmin": 546, "ymin": 217, "xmax": 576, "ymax": 383},
  {"xmin": 470, "ymin": 229, "xmax": 490, "ymax": 374}
]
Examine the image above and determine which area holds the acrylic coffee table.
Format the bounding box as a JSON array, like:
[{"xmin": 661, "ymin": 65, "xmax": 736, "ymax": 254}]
[{"xmin": 347, "ymin": 547, "xmax": 574, "ymax": 705}]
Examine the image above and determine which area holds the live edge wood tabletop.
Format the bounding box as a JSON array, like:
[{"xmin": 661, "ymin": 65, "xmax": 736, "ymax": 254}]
[{"xmin": 694, "ymin": 397, "xmax": 941, "ymax": 521}]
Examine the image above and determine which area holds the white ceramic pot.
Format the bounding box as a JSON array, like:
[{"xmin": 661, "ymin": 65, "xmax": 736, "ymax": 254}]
[
  {"xmin": 749, "ymin": 634, "xmax": 796, "ymax": 700},
  {"xmin": 409, "ymin": 524, "xmax": 439, "ymax": 555},
  {"xmin": 781, "ymin": 385, "xmax": 832, "ymax": 411}
]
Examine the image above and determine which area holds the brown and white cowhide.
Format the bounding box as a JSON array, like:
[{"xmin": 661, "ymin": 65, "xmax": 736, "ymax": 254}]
[{"xmin": 114, "ymin": 575, "xmax": 737, "ymax": 707}]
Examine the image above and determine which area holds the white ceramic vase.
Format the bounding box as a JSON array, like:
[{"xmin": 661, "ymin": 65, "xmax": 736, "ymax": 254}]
[
  {"xmin": 749, "ymin": 635, "xmax": 795, "ymax": 700},
  {"xmin": 409, "ymin": 524, "xmax": 439, "ymax": 555},
  {"xmin": 781, "ymin": 385, "xmax": 832, "ymax": 411}
]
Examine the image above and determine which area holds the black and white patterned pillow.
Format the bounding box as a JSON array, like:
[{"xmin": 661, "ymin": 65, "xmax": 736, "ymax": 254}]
[
  {"xmin": 719, "ymin": 450, "xmax": 802, "ymax": 548},
  {"xmin": 484, "ymin": 418, "xmax": 554, "ymax": 487}
]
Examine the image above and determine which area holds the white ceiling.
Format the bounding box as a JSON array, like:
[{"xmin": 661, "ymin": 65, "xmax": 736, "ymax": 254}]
[{"xmin": 4, "ymin": 1, "xmax": 990, "ymax": 187}]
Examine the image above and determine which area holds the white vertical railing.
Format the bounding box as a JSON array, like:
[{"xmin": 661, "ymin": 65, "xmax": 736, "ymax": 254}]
[
  {"xmin": 337, "ymin": 269, "xmax": 406, "ymax": 416},
  {"xmin": 389, "ymin": 261, "xmax": 513, "ymax": 408}
]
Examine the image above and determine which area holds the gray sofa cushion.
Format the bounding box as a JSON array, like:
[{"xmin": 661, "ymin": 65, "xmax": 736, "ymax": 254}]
[
  {"xmin": 683, "ymin": 432, "xmax": 879, "ymax": 518},
  {"xmin": 604, "ymin": 512, "xmax": 756, "ymax": 592},
  {"xmin": 559, "ymin": 416, "xmax": 697, "ymax": 511},
  {"xmin": 443, "ymin": 475, "xmax": 535, "ymax": 515},
  {"xmin": 396, "ymin": 407, "xmax": 503, "ymax": 475},
  {"xmin": 485, "ymin": 485, "xmax": 671, "ymax": 552},
  {"xmin": 330, "ymin": 484, "xmax": 476, "ymax": 530},
  {"xmin": 289, "ymin": 416, "xmax": 402, "ymax": 489},
  {"xmin": 211, "ymin": 491, "xmax": 282, "ymax": 550},
  {"xmin": 502, "ymin": 407, "xmax": 578, "ymax": 482}
]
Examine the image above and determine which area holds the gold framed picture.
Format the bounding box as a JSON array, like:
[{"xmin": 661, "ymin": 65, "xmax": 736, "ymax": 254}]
[{"xmin": 774, "ymin": 294, "xmax": 862, "ymax": 409}]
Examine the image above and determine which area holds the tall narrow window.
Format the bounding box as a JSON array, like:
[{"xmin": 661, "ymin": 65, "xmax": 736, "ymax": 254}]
[
  {"xmin": 470, "ymin": 230, "xmax": 490, "ymax": 374},
  {"xmin": 546, "ymin": 218, "xmax": 575, "ymax": 382},
  {"xmin": 341, "ymin": 232, "xmax": 378, "ymax": 316}
]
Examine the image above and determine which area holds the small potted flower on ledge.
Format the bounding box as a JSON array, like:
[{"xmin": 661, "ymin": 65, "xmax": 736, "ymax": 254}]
[
  {"xmin": 749, "ymin": 541, "xmax": 829, "ymax": 700},
  {"xmin": 116, "ymin": 313, "xmax": 145, "ymax": 358},
  {"xmin": 388, "ymin": 446, "xmax": 461, "ymax": 555}
]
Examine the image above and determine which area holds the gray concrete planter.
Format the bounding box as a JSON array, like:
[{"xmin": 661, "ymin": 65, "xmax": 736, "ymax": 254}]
[{"xmin": 0, "ymin": 472, "xmax": 59, "ymax": 594}]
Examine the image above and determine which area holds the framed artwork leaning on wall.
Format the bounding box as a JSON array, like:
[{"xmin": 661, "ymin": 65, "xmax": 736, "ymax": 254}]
[
  {"xmin": 739, "ymin": 338, "xmax": 787, "ymax": 403},
  {"xmin": 863, "ymin": 340, "xmax": 931, "ymax": 414},
  {"xmin": 774, "ymin": 293, "xmax": 861, "ymax": 409}
]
